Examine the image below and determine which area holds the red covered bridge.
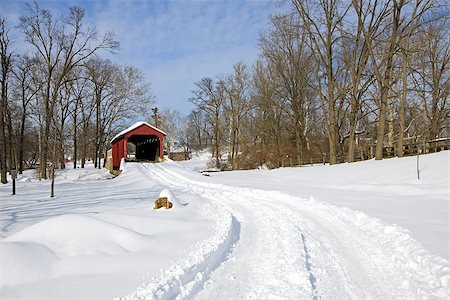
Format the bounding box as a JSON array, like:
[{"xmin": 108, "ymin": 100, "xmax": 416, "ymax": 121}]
[{"xmin": 110, "ymin": 122, "xmax": 166, "ymax": 170}]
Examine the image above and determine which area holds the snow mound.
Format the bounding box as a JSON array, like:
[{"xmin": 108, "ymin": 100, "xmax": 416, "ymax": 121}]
[
  {"xmin": 0, "ymin": 241, "xmax": 57, "ymax": 285},
  {"xmin": 120, "ymin": 158, "xmax": 127, "ymax": 171},
  {"xmin": 4, "ymin": 214, "xmax": 153, "ymax": 258},
  {"xmin": 159, "ymin": 188, "xmax": 188, "ymax": 206},
  {"xmin": 120, "ymin": 197, "xmax": 240, "ymax": 299}
]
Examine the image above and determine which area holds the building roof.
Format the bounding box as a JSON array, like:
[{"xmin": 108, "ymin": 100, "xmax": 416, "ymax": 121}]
[{"xmin": 110, "ymin": 122, "xmax": 167, "ymax": 144}]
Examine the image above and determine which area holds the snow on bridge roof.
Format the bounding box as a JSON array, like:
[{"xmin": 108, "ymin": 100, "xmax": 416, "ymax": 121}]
[{"xmin": 110, "ymin": 122, "xmax": 166, "ymax": 144}]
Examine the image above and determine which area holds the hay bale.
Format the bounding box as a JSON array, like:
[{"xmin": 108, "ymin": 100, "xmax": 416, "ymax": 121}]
[{"xmin": 154, "ymin": 197, "xmax": 173, "ymax": 209}]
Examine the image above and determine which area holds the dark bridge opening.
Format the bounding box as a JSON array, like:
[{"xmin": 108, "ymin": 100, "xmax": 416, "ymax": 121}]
[{"xmin": 128, "ymin": 135, "xmax": 160, "ymax": 162}]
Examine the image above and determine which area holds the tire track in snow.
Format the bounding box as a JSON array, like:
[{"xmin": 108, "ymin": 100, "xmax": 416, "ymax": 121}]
[
  {"xmin": 119, "ymin": 164, "xmax": 241, "ymax": 300},
  {"xmin": 130, "ymin": 164, "xmax": 319, "ymax": 299},
  {"xmin": 145, "ymin": 164, "xmax": 354, "ymax": 298},
  {"xmin": 124, "ymin": 163, "xmax": 450, "ymax": 299},
  {"xmin": 300, "ymin": 233, "xmax": 318, "ymax": 300}
]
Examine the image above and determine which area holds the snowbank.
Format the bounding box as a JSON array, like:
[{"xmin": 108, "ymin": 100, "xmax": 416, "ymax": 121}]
[
  {"xmin": 159, "ymin": 188, "xmax": 188, "ymax": 206},
  {"xmin": 0, "ymin": 163, "xmax": 216, "ymax": 299},
  {"xmin": 121, "ymin": 200, "xmax": 239, "ymax": 299}
]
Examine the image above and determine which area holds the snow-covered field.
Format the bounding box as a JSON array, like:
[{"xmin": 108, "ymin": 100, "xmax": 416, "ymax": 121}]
[
  {"xmin": 0, "ymin": 152, "xmax": 449, "ymax": 299},
  {"xmin": 179, "ymin": 150, "xmax": 450, "ymax": 260}
]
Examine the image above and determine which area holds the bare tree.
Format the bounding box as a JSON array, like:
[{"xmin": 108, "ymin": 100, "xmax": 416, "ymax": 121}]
[
  {"xmin": 190, "ymin": 77, "xmax": 225, "ymax": 169},
  {"xmin": 0, "ymin": 17, "xmax": 13, "ymax": 184},
  {"xmin": 260, "ymin": 14, "xmax": 315, "ymax": 165},
  {"xmin": 252, "ymin": 59, "xmax": 287, "ymax": 168},
  {"xmin": 19, "ymin": 3, "xmax": 118, "ymax": 179},
  {"xmin": 54, "ymin": 78, "xmax": 75, "ymax": 169},
  {"xmin": 12, "ymin": 55, "xmax": 40, "ymax": 173},
  {"xmin": 352, "ymin": 0, "xmax": 406, "ymax": 160},
  {"xmin": 78, "ymin": 82, "xmax": 95, "ymax": 169},
  {"xmin": 340, "ymin": 6, "xmax": 373, "ymax": 162},
  {"xmin": 187, "ymin": 109, "xmax": 208, "ymax": 149},
  {"xmin": 292, "ymin": 0, "xmax": 349, "ymax": 164},
  {"xmin": 183, "ymin": 0, "xmax": 448, "ymax": 169},
  {"xmin": 396, "ymin": 0, "xmax": 434, "ymax": 156},
  {"xmin": 412, "ymin": 20, "xmax": 449, "ymax": 143},
  {"xmin": 224, "ymin": 62, "xmax": 252, "ymax": 169},
  {"xmin": 69, "ymin": 71, "xmax": 89, "ymax": 169},
  {"xmin": 85, "ymin": 57, "xmax": 114, "ymax": 168}
]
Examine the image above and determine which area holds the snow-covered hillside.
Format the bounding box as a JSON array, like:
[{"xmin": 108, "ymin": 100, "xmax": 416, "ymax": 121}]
[{"xmin": 0, "ymin": 152, "xmax": 449, "ymax": 299}]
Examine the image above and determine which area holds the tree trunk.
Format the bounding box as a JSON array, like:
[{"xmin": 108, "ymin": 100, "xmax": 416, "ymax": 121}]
[
  {"xmin": 375, "ymin": 85, "xmax": 388, "ymax": 160},
  {"xmin": 5, "ymin": 103, "xmax": 15, "ymax": 173},
  {"xmin": 429, "ymin": 89, "xmax": 440, "ymax": 142},
  {"xmin": 103, "ymin": 148, "xmax": 107, "ymax": 168},
  {"xmin": 0, "ymin": 20, "xmax": 10, "ymax": 184},
  {"xmin": 326, "ymin": 17, "xmax": 337, "ymax": 165},
  {"xmin": 94, "ymin": 92, "xmax": 100, "ymax": 168},
  {"xmin": 275, "ymin": 128, "xmax": 282, "ymax": 168},
  {"xmin": 37, "ymin": 123, "xmax": 42, "ymax": 180},
  {"xmin": 228, "ymin": 115, "xmax": 233, "ymax": 167},
  {"xmin": 59, "ymin": 123, "xmax": 66, "ymax": 169},
  {"xmin": 387, "ymin": 93, "xmax": 395, "ymax": 150},
  {"xmin": 0, "ymin": 96, "xmax": 7, "ymax": 184},
  {"xmin": 429, "ymin": 114, "xmax": 439, "ymax": 141},
  {"xmin": 18, "ymin": 112, "xmax": 26, "ymax": 173},
  {"xmin": 98, "ymin": 140, "xmax": 102, "ymax": 169},
  {"xmin": 232, "ymin": 123, "xmax": 239, "ymax": 170},
  {"xmin": 328, "ymin": 85, "xmax": 337, "ymax": 164},
  {"xmin": 39, "ymin": 76, "xmax": 54, "ymax": 180},
  {"xmin": 50, "ymin": 127, "xmax": 57, "ymax": 197},
  {"xmin": 73, "ymin": 111, "xmax": 78, "ymax": 169},
  {"xmin": 40, "ymin": 123, "xmax": 49, "ymax": 179},
  {"xmin": 295, "ymin": 130, "xmax": 302, "ymax": 166},
  {"xmin": 294, "ymin": 108, "xmax": 303, "ymax": 165},
  {"xmin": 374, "ymin": 2, "xmax": 400, "ymax": 160},
  {"xmin": 81, "ymin": 121, "xmax": 88, "ymax": 168},
  {"xmin": 347, "ymin": 105, "xmax": 357, "ymax": 163},
  {"xmin": 214, "ymin": 115, "xmax": 220, "ymax": 169},
  {"xmin": 397, "ymin": 57, "xmax": 407, "ymax": 157},
  {"xmin": 81, "ymin": 135, "xmax": 86, "ymax": 168}
]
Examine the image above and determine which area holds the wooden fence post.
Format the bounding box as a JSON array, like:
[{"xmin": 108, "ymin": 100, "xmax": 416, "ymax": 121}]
[{"xmin": 416, "ymin": 144, "xmax": 420, "ymax": 180}]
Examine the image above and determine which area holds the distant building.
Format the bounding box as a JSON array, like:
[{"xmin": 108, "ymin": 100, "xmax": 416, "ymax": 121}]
[{"xmin": 168, "ymin": 141, "xmax": 189, "ymax": 161}]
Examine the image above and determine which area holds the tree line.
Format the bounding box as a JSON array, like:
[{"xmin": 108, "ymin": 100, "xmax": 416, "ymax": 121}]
[
  {"xmin": 0, "ymin": 2, "xmax": 154, "ymax": 186},
  {"xmin": 1, "ymin": 0, "xmax": 448, "ymax": 183},
  {"xmin": 187, "ymin": 0, "xmax": 449, "ymax": 169}
]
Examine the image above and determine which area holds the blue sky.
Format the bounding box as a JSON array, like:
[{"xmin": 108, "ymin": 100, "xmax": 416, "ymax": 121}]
[{"xmin": 2, "ymin": 0, "xmax": 282, "ymax": 115}]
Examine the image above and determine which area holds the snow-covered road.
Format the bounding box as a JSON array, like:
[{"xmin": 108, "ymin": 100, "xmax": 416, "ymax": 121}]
[{"xmin": 123, "ymin": 163, "xmax": 450, "ymax": 299}]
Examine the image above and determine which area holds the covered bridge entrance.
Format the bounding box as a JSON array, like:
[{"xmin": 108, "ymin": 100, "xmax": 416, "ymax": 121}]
[{"xmin": 110, "ymin": 122, "xmax": 166, "ymax": 170}]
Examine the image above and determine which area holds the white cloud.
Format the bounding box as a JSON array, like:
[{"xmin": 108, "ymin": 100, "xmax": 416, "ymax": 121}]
[
  {"xmin": 91, "ymin": 0, "xmax": 279, "ymax": 115},
  {"xmin": 3, "ymin": 0, "xmax": 281, "ymax": 116}
]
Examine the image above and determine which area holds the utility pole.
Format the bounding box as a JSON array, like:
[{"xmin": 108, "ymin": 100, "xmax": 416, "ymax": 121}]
[{"xmin": 151, "ymin": 107, "xmax": 160, "ymax": 128}]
